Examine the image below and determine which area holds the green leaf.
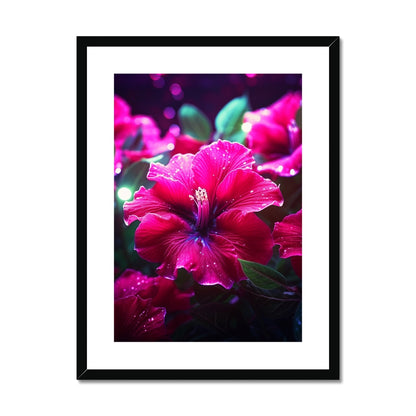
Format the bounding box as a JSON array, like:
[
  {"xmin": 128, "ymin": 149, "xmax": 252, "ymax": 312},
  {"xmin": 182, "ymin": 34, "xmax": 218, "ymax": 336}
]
[
  {"xmin": 141, "ymin": 153, "xmax": 168, "ymax": 164},
  {"xmin": 295, "ymin": 106, "xmax": 302, "ymax": 129},
  {"xmin": 192, "ymin": 283, "xmax": 229, "ymax": 305},
  {"xmin": 239, "ymin": 259, "xmax": 292, "ymax": 290},
  {"xmin": 226, "ymin": 129, "xmax": 247, "ymax": 144},
  {"xmin": 293, "ymin": 302, "xmax": 302, "ymax": 341},
  {"xmin": 122, "ymin": 127, "xmax": 143, "ymax": 151},
  {"xmin": 191, "ymin": 303, "xmax": 244, "ymax": 336},
  {"xmin": 178, "ymin": 104, "xmax": 212, "ymax": 142},
  {"xmin": 239, "ymin": 281, "xmax": 300, "ymax": 319},
  {"xmin": 174, "ymin": 268, "xmax": 194, "ymax": 291},
  {"xmin": 118, "ymin": 160, "xmax": 154, "ymax": 197},
  {"xmin": 214, "ymin": 95, "xmax": 250, "ymax": 143}
]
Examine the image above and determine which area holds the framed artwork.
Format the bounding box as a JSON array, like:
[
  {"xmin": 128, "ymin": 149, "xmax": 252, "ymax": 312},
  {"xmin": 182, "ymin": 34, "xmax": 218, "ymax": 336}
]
[{"xmin": 77, "ymin": 36, "xmax": 340, "ymax": 380}]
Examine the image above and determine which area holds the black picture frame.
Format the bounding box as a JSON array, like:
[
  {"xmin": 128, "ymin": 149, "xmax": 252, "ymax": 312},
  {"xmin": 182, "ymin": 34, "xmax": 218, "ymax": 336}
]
[{"xmin": 77, "ymin": 36, "xmax": 340, "ymax": 380}]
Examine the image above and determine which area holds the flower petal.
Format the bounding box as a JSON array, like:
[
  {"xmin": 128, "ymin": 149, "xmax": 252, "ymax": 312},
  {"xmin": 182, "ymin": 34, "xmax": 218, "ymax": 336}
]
[
  {"xmin": 215, "ymin": 169, "xmax": 284, "ymax": 215},
  {"xmin": 245, "ymin": 113, "xmax": 290, "ymax": 158},
  {"xmin": 114, "ymin": 269, "xmax": 158, "ymax": 300},
  {"xmin": 289, "ymin": 122, "xmax": 302, "ymax": 150},
  {"xmin": 114, "ymin": 95, "xmax": 131, "ymax": 119},
  {"xmin": 147, "ymin": 153, "xmax": 195, "ymax": 193},
  {"xmin": 135, "ymin": 212, "xmax": 193, "ymax": 266},
  {"xmin": 270, "ymin": 92, "xmax": 302, "ymax": 126},
  {"xmin": 114, "ymin": 296, "xmax": 166, "ymax": 341},
  {"xmin": 151, "ymin": 276, "xmax": 194, "ymax": 312},
  {"xmin": 115, "ymin": 269, "xmax": 194, "ymax": 313},
  {"xmin": 257, "ymin": 145, "xmax": 302, "ymax": 178},
  {"xmin": 123, "ymin": 186, "xmax": 170, "ymax": 224},
  {"xmin": 143, "ymin": 134, "xmax": 175, "ymax": 156},
  {"xmin": 216, "ymin": 210, "xmax": 274, "ymax": 264},
  {"xmin": 123, "ymin": 120, "xmax": 175, "ymax": 163},
  {"xmin": 114, "ymin": 117, "xmax": 139, "ymax": 146},
  {"xmin": 171, "ymin": 134, "xmax": 204, "ymax": 156},
  {"xmin": 192, "ymin": 140, "xmax": 254, "ymax": 203},
  {"xmin": 272, "ymin": 209, "xmax": 302, "ymax": 258},
  {"xmin": 132, "ymin": 115, "xmax": 161, "ymax": 144},
  {"xmin": 174, "ymin": 234, "xmax": 244, "ymax": 289},
  {"xmin": 135, "ymin": 213, "xmax": 245, "ymax": 289},
  {"xmin": 291, "ymin": 256, "xmax": 302, "ymax": 279},
  {"xmin": 123, "ymin": 161, "xmax": 196, "ymax": 224}
]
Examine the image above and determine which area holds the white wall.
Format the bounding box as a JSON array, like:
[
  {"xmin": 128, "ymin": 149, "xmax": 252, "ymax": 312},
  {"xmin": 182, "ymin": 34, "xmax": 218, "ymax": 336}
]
[{"xmin": 1, "ymin": 1, "xmax": 415, "ymax": 415}]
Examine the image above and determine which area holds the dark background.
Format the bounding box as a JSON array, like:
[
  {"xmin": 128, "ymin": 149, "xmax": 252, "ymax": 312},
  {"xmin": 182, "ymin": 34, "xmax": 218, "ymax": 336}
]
[{"xmin": 115, "ymin": 74, "xmax": 301, "ymax": 134}]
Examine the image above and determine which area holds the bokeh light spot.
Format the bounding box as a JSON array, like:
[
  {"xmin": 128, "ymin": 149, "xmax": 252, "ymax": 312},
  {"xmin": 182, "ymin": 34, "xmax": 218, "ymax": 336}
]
[
  {"xmin": 163, "ymin": 107, "xmax": 176, "ymax": 119},
  {"xmin": 170, "ymin": 83, "xmax": 182, "ymax": 96},
  {"xmin": 117, "ymin": 187, "xmax": 132, "ymax": 201},
  {"xmin": 169, "ymin": 124, "xmax": 180, "ymax": 137},
  {"xmin": 241, "ymin": 122, "xmax": 252, "ymax": 133}
]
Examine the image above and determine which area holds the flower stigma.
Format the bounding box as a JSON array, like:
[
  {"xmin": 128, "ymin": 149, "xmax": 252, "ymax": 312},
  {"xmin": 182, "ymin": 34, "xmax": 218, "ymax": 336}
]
[{"xmin": 189, "ymin": 187, "xmax": 210, "ymax": 232}]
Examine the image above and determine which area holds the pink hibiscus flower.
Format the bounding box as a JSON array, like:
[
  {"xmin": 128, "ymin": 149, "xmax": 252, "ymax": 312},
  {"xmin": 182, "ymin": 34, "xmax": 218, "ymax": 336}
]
[
  {"xmin": 114, "ymin": 96, "xmax": 174, "ymax": 175},
  {"xmin": 124, "ymin": 140, "xmax": 284, "ymax": 289},
  {"xmin": 114, "ymin": 269, "xmax": 194, "ymax": 341},
  {"xmin": 244, "ymin": 92, "xmax": 302, "ymax": 178},
  {"xmin": 273, "ymin": 209, "xmax": 302, "ymax": 278}
]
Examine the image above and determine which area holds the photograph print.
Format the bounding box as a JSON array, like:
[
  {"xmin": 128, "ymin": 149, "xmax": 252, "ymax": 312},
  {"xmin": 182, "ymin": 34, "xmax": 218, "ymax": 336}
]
[{"xmin": 113, "ymin": 73, "xmax": 303, "ymax": 343}]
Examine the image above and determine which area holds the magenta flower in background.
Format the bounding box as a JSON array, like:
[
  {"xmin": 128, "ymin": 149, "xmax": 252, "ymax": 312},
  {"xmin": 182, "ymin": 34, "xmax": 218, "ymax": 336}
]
[
  {"xmin": 244, "ymin": 92, "xmax": 302, "ymax": 178},
  {"xmin": 170, "ymin": 133, "xmax": 205, "ymax": 156},
  {"xmin": 124, "ymin": 140, "xmax": 284, "ymax": 289},
  {"xmin": 114, "ymin": 96, "xmax": 174, "ymax": 174},
  {"xmin": 273, "ymin": 209, "xmax": 302, "ymax": 278},
  {"xmin": 114, "ymin": 269, "xmax": 194, "ymax": 341}
]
